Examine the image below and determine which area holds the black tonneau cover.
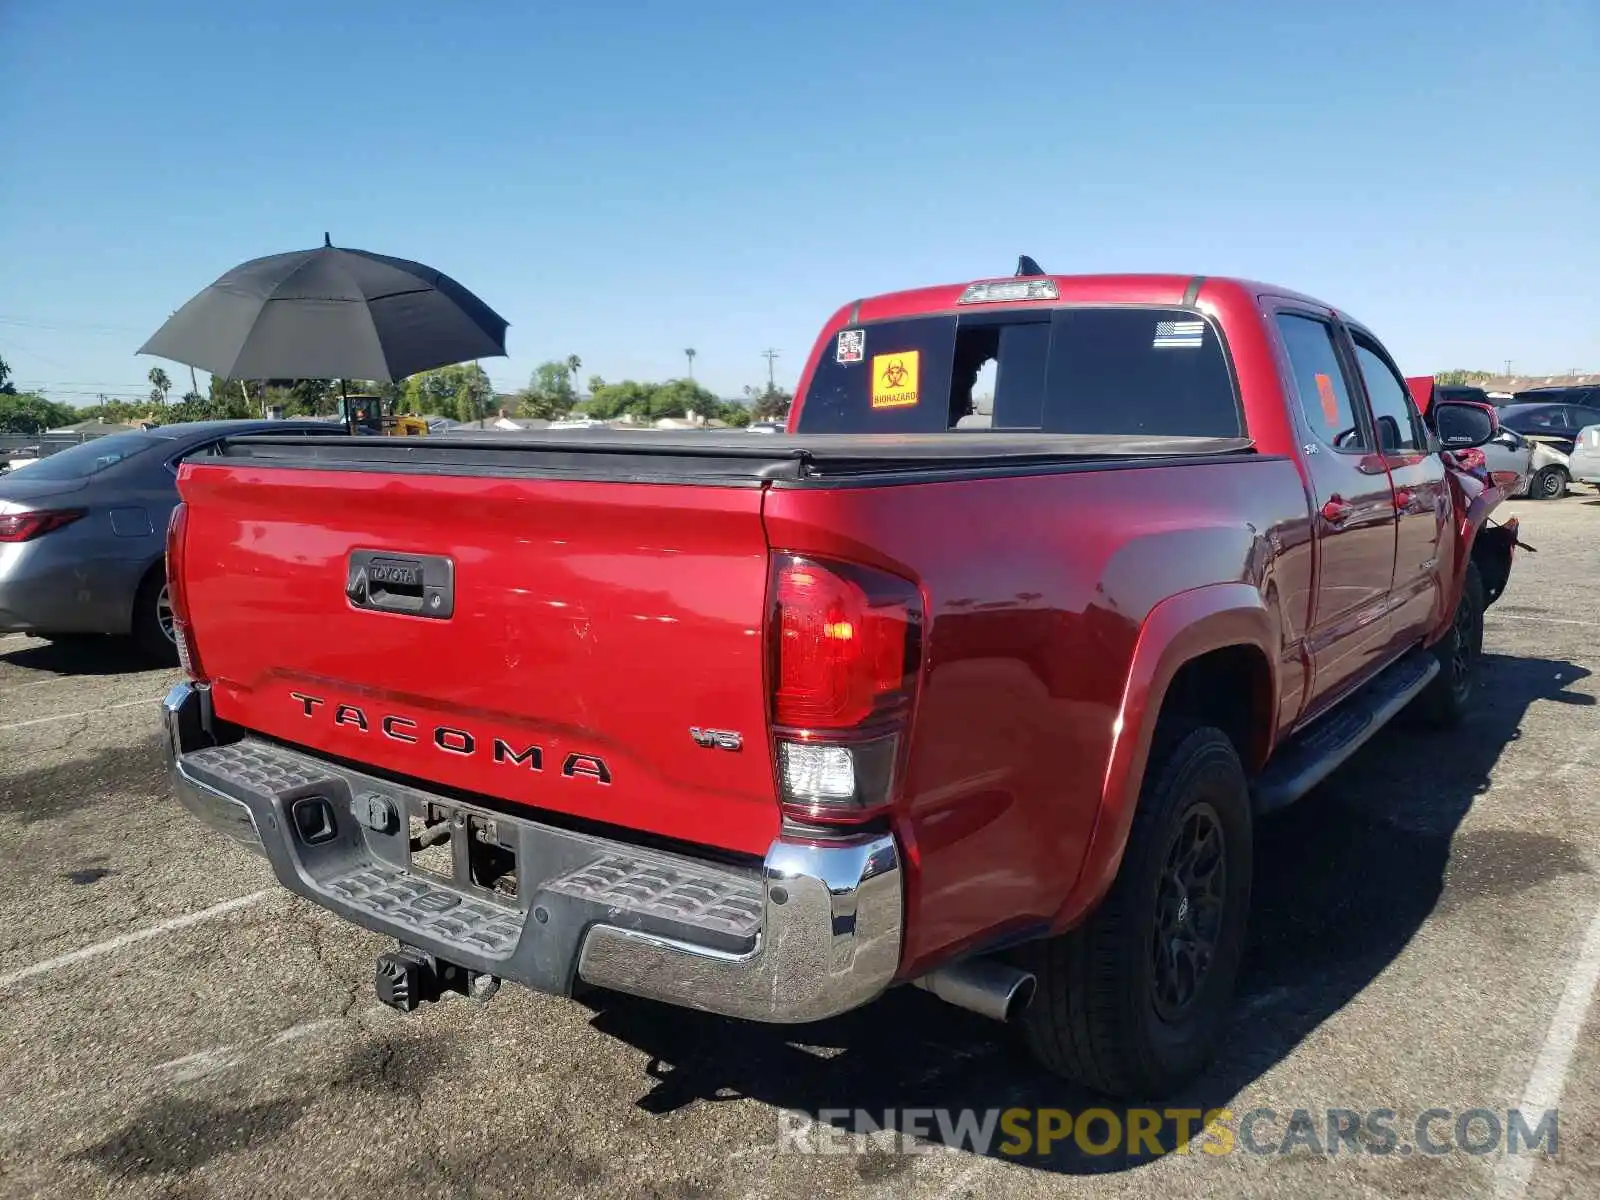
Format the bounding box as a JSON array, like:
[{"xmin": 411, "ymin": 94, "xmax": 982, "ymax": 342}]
[{"xmin": 211, "ymin": 429, "xmax": 1258, "ymax": 486}]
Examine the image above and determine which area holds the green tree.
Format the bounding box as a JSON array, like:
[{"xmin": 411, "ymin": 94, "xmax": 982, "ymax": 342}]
[
  {"xmin": 400, "ymin": 364, "xmax": 493, "ymax": 424},
  {"xmin": 0, "ymin": 355, "xmax": 15, "ymax": 395},
  {"xmin": 207, "ymin": 375, "xmax": 261, "ymax": 417},
  {"xmin": 287, "ymin": 379, "xmax": 337, "ymax": 416},
  {"xmin": 0, "ymin": 392, "xmax": 75, "ymax": 433},
  {"xmin": 518, "ymin": 359, "xmax": 580, "ymax": 420},
  {"xmin": 746, "ymin": 382, "xmax": 792, "ymax": 422},
  {"xmin": 77, "ymin": 398, "xmax": 147, "ymax": 424},
  {"xmin": 1435, "ymin": 369, "xmax": 1496, "ymax": 386},
  {"xmin": 582, "ymin": 378, "xmax": 738, "ymax": 424},
  {"xmin": 148, "ymin": 367, "xmax": 173, "ymax": 407}
]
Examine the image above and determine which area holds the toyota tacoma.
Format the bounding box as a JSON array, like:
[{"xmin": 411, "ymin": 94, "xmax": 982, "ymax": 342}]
[{"xmin": 162, "ymin": 266, "xmax": 1517, "ymax": 1096}]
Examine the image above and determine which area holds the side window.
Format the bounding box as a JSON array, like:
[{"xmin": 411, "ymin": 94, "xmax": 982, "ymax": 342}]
[
  {"xmin": 1351, "ymin": 338, "xmax": 1424, "ymax": 453},
  {"xmin": 1275, "ymin": 313, "xmax": 1367, "ymax": 451}
]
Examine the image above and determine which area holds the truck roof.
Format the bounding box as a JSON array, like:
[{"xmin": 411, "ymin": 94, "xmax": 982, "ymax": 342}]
[{"xmin": 839, "ymin": 273, "xmax": 1336, "ymax": 326}]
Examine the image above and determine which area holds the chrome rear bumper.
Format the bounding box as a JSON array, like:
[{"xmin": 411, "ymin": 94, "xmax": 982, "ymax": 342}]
[{"xmin": 162, "ymin": 683, "xmax": 902, "ymax": 1023}]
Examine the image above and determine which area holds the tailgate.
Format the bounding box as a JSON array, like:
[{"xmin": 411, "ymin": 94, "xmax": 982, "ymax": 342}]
[{"xmin": 177, "ymin": 462, "xmax": 779, "ymax": 856}]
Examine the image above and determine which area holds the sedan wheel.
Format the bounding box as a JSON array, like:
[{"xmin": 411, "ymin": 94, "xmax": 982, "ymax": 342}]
[
  {"xmin": 156, "ymin": 583, "xmax": 176, "ymax": 644},
  {"xmin": 1531, "ymin": 466, "xmax": 1567, "ymax": 500}
]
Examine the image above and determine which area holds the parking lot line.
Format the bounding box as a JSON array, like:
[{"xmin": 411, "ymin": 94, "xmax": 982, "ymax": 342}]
[
  {"xmin": 0, "ymin": 697, "xmax": 162, "ymax": 732},
  {"xmin": 1493, "ymin": 894, "xmax": 1600, "ymax": 1200},
  {"xmin": 1492, "ymin": 613, "xmax": 1600, "ymax": 628},
  {"xmin": 0, "ymin": 890, "xmax": 271, "ymax": 992}
]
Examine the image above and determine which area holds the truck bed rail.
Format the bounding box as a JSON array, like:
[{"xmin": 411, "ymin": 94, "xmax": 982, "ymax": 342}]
[{"xmin": 210, "ymin": 429, "xmax": 1259, "ymax": 486}]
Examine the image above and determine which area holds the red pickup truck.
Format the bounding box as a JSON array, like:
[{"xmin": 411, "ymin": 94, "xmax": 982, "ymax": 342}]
[{"xmin": 162, "ymin": 267, "xmax": 1517, "ymax": 1097}]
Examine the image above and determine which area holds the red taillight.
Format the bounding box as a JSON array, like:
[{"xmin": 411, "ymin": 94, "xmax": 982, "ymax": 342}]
[
  {"xmin": 165, "ymin": 502, "xmax": 207, "ymax": 682},
  {"xmin": 768, "ymin": 554, "xmax": 922, "ymax": 824},
  {"xmin": 772, "ymin": 556, "xmax": 919, "ymax": 729},
  {"xmin": 0, "ymin": 508, "xmax": 85, "ymax": 542}
]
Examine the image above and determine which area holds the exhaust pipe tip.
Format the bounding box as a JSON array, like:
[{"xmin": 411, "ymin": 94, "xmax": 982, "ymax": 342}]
[{"xmin": 913, "ymin": 958, "xmax": 1037, "ymax": 1023}]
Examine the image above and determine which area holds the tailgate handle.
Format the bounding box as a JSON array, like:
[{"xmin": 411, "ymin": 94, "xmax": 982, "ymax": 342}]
[{"xmin": 346, "ymin": 551, "xmax": 455, "ymax": 620}]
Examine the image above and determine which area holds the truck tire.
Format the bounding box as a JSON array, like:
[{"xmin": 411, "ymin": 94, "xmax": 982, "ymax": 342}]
[
  {"xmin": 132, "ymin": 567, "xmax": 179, "ymax": 666},
  {"xmin": 1414, "ymin": 562, "xmax": 1484, "ymax": 728},
  {"xmin": 1529, "ymin": 465, "xmax": 1567, "ymax": 500},
  {"xmin": 1016, "ymin": 722, "xmax": 1252, "ymax": 1098}
]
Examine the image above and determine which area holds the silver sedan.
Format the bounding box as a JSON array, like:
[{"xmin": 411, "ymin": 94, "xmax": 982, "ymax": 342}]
[{"xmin": 0, "ymin": 419, "xmax": 332, "ymax": 660}]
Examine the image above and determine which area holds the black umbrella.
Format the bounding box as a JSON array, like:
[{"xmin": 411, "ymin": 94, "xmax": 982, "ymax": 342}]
[{"xmin": 138, "ymin": 235, "xmax": 508, "ymax": 381}]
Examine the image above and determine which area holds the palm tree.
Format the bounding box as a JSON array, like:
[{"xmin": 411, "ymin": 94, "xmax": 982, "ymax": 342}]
[
  {"xmin": 684, "ymin": 348, "xmax": 696, "ymax": 381},
  {"xmin": 147, "ymin": 367, "xmax": 172, "ymax": 406},
  {"xmin": 565, "ymin": 355, "xmax": 582, "ymax": 387}
]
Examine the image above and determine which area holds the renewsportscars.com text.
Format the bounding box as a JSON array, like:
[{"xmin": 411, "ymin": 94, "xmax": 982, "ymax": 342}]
[{"xmin": 776, "ymin": 1106, "xmax": 1559, "ymax": 1160}]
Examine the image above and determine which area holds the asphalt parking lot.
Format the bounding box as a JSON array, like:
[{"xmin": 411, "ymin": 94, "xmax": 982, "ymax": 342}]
[{"xmin": 1, "ymin": 495, "xmax": 1597, "ymax": 1200}]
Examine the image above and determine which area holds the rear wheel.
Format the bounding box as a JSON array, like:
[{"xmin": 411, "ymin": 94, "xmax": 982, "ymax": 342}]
[
  {"xmin": 1415, "ymin": 562, "xmax": 1484, "ymax": 728},
  {"xmin": 132, "ymin": 568, "xmax": 178, "ymax": 665},
  {"xmin": 1529, "ymin": 465, "xmax": 1568, "ymax": 500},
  {"xmin": 1015, "ymin": 723, "xmax": 1252, "ymax": 1098}
]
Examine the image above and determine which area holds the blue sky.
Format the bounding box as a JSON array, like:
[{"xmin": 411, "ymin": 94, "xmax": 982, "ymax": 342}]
[{"xmin": 1, "ymin": 0, "xmax": 1594, "ymax": 403}]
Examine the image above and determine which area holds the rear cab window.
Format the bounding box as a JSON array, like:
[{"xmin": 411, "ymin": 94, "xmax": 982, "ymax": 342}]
[{"xmin": 797, "ymin": 307, "xmax": 1242, "ymax": 437}]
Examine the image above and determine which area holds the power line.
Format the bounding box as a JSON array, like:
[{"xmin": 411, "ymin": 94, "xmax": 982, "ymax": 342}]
[
  {"xmin": 12, "ymin": 380, "xmax": 159, "ymax": 388},
  {"xmin": 0, "ymin": 314, "xmax": 150, "ymax": 335}
]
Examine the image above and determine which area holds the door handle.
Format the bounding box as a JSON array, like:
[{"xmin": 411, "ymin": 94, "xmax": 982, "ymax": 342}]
[{"xmin": 1321, "ymin": 497, "xmax": 1354, "ymax": 524}]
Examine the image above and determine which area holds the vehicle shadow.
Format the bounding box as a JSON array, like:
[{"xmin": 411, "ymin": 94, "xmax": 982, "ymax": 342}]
[
  {"xmin": 0, "ymin": 635, "xmax": 163, "ymax": 677},
  {"xmin": 577, "ymin": 652, "xmax": 1593, "ymax": 1175}
]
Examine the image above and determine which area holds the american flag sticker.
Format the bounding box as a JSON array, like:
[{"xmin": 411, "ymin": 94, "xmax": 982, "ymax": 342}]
[{"xmin": 1152, "ymin": 319, "xmax": 1206, "ymax": 350}]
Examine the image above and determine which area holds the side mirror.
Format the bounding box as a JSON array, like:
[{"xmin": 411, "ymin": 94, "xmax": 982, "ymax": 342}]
[{"xmin": 1433, "ymin": 400, "xmax": 1497, "ymax": 449}]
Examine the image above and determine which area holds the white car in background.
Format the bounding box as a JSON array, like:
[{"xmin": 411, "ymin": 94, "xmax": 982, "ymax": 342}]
[{"xmin": 1568, "ymin": 423, "xmax": 1600, "ymax": 491}]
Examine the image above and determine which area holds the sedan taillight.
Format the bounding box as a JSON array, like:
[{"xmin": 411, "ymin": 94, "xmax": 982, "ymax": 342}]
[{"xmin": 0, "ymin": 509, "xmax": 86, "ymax": 543}]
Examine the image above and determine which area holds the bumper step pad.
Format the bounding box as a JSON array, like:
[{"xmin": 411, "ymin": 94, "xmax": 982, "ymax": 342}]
[
  {"xmin": 324, "ymin": 863, "xmax": 524, "ymax": 956},
  {"xmin": 546, "ymin": 856, "xmax": 762, "ymax": 944}
]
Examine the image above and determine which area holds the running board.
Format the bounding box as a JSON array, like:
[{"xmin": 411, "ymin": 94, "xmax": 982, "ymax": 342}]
[{"xmin": 1252, "ymin": 651, "xmax": 1439, "ymax": 813}]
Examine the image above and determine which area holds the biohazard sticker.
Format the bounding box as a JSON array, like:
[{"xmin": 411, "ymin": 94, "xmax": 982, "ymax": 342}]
[
  {"xmin": 871, "ymin": 351, "xmax": 920, "ymax": 409},
  {"xmin": 1314, "ymin": 372, "xmax": 1341, "ymax": 425},
  {"xmin": 836, "ymin": 328, "xmax": 865, "ymax": 364}
]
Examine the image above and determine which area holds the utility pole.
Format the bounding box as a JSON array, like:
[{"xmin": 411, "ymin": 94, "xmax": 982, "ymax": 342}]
[
  {"xmin": 685, "ymin": 348, "xmax": 696, "ymax": 381},
  {"xmin": 762, "ymin": 348, "xmax": 780, "ymax": 394},
  {"xmin": 1504, "ymin": 359, "xmax": 1513, "ymax": 377}
]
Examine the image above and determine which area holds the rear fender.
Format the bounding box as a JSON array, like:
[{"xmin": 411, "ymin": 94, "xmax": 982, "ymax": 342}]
[{"xmin": 1056, "ymin": 583, "xmax": 1276, "ymax": 929}]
